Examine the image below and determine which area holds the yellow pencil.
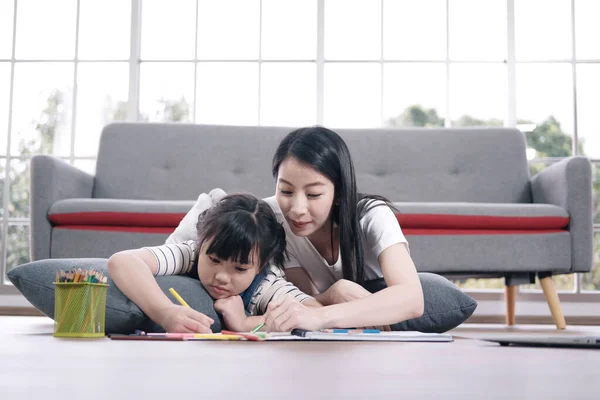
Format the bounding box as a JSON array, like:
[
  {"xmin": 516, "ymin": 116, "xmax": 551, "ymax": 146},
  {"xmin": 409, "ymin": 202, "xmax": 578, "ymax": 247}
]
[
  {"xmin": 192, "ymin": 334, "xmax": 242, "ymax": 341},
  {"xmin": 169, "ymin": 288, "xmax": 190, "ymax": 308}
]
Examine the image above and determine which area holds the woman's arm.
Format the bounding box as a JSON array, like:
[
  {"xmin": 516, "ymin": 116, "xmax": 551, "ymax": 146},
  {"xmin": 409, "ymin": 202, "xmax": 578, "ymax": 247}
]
[
  {"xmin": 265, "ymin": 243, "xmax": 424, "ymax": 331},
  {"xmin": 108, "ymin": 248, "xmax": 213, "ymax": 333}
]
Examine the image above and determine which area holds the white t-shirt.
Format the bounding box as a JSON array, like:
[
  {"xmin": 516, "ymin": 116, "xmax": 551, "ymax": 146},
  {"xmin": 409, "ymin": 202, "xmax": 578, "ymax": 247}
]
[{"xmin": 263, "ymin": 196, "xmax": 408, "ymax": 293}]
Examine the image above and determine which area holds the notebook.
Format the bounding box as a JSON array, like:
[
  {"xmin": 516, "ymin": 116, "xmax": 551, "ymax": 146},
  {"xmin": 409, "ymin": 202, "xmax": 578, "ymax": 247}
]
[
  {"xmin": 265, "ymin": 329, "xmax": 454, "ymax": 342},
  {"xmin": 484, "ymin": 336, "xmax": 600, "ymax": 349}
]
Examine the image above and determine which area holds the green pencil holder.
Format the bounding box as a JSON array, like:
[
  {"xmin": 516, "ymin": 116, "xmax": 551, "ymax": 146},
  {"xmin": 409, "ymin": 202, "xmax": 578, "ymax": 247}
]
[{"xmin": 53, "ymin": 282, "xmax": 109, "ymax": 338}]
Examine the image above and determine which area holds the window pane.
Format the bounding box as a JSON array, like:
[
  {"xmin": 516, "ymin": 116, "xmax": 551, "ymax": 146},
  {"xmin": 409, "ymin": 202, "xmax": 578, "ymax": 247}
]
[
  {"xmin": 8, "ymin": 158, "xmax": 30, "ymax": 218},
  {"xmin": 453, "ymin": 277, "xmax": 505, "ymax": 290},
  {"xmin": 576, "ymin": 64, "xmax": 600, "ymax": 159},
  {"xmin": 75, "ymin": 62, "xmax": 128, "ymax": 157},
  {"xmin": 450, "ymin": 64, "xmax": 506, "ymax": 126},
  {"xmin": 449, "ymin": 0, "xmax": 506, "ymax": 61},
  {"xmin": 196, "ymin": 62, "xmax": 258, "ymax": 125},
  {"xmin": 15, "ymin": 0, "xmax": 77, "ymax": 60},
  {"xmin": 515, "ymin": 0, "xmax": 571, "ymax": 60},
  {"xmin": 11, "ymin": 62, "xmax": 73, "ymax": 157},
  {"xmin": 384, "ymin": 0, "xmax": 445, "ymax": 60},
  {"xmin": 582, "ymin": 232, "xmax": 600, "ymax": 292},
  {"xmin": 325, "ymin": 63, "xmax": 380, "ymax": 128},
  {"xmin": 260, "ymin": 63, "xmax": 316, "ymax": 127},
  {"xmin": 197, "ymin": 0, "xmax": 260, "ymax": 60},
  {"xmin": 516, "ymin": 64, "xmax": 573, "ymax": 157},
  {"xmin": 0, "ymin": 158, "xmax": 5, "ymax": 217},
  {"xmin": 0, "ymin": 62, "xmax": 10, "ymax": 154},
  {"xmin": 6, "ymin": 224, "xmax": 29, "ymax": 274},
  {"xmin": 73, "ymin": 159, "xmax": 96, "ymax": 176},
  {"xmin": 0, "ymin": 0, "xmax": 14, "ymax": 58},
  {"xmin": 575, "ymin": 0, "xmax": 600, "ymax": 59},
  {"xmin": 141, "ymin": 0, "xmax": 196, "ymax": 60},
  {"xmin": 383, "ymin": 63, "xmax": 445, "ymax": 127},
  {"xmin": 78, "ymin": 0, "xmax": 131, "ymax": 60},
  {"xmin": 139, "ymin": 63, "xmax": 193, "ymax": 122},
  {"xmin": 520, "ymin": 274, "xmax": 575, "ymax": 293},
  {"xmin": 261, "ymin": 0, "xmax": 316, "ymax": 60},
  {"xmin": 325, "ymin": 0, "xmax": 381, "ymax": 60},
  {"xmin": 593, "ymin": 164, "xmax": 600, "ymax": 224}
]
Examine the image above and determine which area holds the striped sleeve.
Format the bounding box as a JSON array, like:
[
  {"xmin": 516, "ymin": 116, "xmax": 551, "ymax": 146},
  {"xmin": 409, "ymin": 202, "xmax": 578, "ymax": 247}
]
[
  {"xmin": 143, "ymin": 240, "xmax": 197, "ymax": 276},
  {"xmin": 249, "ymin": 264, "xmax": 313, "ymax": 316}
]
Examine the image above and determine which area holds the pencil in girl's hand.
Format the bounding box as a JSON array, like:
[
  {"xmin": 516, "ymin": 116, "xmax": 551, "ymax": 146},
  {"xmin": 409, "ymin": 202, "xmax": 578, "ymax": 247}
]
[
  {"xmin": 251, "ymin": 322, "xmax": 265, "ymax": 333},
  {"xmin": 169, "ymin": 288, "xmax": 190, "ymax": 308}
]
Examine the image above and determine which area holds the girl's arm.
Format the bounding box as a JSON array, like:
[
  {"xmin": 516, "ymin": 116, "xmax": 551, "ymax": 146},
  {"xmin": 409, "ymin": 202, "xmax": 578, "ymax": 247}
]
[{"xmin": 108, "ymin": 247, "xmax": 214, "ymax": 333}]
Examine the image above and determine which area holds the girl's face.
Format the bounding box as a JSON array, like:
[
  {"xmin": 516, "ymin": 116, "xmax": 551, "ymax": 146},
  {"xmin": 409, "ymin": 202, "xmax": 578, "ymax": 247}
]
[
  {"xmin": 196, "ymin": 240, "xmax": 260, "ymax": 299},
  {"xmin": 275, "ymin": 156, "xmax": 336, "ymax": 238}
]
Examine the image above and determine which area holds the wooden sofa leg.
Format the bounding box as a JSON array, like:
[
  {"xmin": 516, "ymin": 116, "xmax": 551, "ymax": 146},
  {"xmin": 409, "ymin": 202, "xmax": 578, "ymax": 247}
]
[
  {"xmin": 505, "ymin": 285, "xmax": 517, "ymax": 325},
  {"xmin": 539, "ymin": 274, "xmax": 567, "ymax": 330}
]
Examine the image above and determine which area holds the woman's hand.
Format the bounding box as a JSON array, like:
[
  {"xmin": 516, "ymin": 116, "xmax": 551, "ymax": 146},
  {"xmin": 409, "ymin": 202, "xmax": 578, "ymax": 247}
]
[
  {"xmin": 323, "ymin": 279, "xmax": 373, "ymax": 305},
  {"xmin": 322, "ymin": 279, "xmax": 391, "ymax": 331},
  {"xmin": 264, "ymin": 296, "xmax": 326, "ymax": 332},
  {"xmin": 156, "ymin": 304, "xmax": 214, "ymax": 333},
  {"xmin": 214, "ymin": 296, "xmax": 247, "ymax": 331}
]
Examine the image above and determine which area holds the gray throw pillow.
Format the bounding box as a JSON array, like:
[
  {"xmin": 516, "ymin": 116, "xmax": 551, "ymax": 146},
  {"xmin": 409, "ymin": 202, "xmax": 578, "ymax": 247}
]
[
  {"xmin": 9, "ymin": 259, "xmax": 475, "ymax": 334},
  {"xmin": 7, "ymin": 258, "xmax": 222, "ymax": 334},
  {"xmin": 362, "ymin": 273, "xmax": 477, "ymax": 333}
]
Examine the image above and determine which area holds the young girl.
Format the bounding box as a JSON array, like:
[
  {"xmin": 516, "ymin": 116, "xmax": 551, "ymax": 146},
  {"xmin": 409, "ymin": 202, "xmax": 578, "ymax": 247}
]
[
  {"xmin": 262, "ymin": 126, "xmax": 424, "ymax": 331},
  {"xmin": 108, "ymin": 193, "xmax": 319, "ymax": 333}
]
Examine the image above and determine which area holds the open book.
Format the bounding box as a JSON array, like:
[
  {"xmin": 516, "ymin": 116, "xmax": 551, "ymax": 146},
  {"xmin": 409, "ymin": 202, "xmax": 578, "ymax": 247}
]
[{"xmin": 264, "ymin": 329, "xmax": 453, "ymax": 342}]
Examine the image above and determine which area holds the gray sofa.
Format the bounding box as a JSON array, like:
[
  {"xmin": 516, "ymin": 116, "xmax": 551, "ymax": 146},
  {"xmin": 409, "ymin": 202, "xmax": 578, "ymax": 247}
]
[{"xmin": 30, "ymin": 123, "xmax": 593, "ymax": 328}]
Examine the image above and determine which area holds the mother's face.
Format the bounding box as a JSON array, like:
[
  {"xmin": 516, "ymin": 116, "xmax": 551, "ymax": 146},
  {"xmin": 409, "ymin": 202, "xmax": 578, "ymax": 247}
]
[{"xmin": 275, "ymin": 156, "xmax": 335, "ymax": 238}]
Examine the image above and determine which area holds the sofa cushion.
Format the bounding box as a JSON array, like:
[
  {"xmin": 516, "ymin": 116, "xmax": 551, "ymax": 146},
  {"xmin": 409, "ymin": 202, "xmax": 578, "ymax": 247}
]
[
  {"xmin": 7, "ymin": 258, "xmax": 222, "ymax": 334},
  {"xmin": 8, "ymin": 258, "xmax": 476, "ymax": 334},
  {"xmin": 394, "ymin": 202, "xmax": 569, "ymax": 230}
]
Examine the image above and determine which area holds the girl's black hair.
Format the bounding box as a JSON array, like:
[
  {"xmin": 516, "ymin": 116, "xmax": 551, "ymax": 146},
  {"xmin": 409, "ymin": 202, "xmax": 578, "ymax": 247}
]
[
  {"xmin": 272, "ymin": 126, "xmax": 396, "ymax": 284},
  {"xmin": 195, "ymin": 194, "xmax": 287, "ymax": 271}
]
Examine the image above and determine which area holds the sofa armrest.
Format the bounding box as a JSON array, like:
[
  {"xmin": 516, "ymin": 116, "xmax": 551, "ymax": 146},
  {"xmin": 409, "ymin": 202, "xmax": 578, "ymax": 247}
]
[
  {"xmin": 30, "ymin": 155, "xmax": 94, "ymax": 261},
  {"xmin": 530, "ymin": 156, "xmax": 593, "ymax": 272}
]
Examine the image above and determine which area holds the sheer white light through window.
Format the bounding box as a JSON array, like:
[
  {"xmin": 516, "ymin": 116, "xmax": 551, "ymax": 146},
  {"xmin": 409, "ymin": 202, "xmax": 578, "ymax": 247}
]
[
  {"xmin": 75, "ymin": 62, "xmax": 129, "ymax": 157},
  {"xmin": 450, "ymin": 64, "xmax": 507, "ymax": 123},
  {"xmin": 575, "ymin": 0, "xmax": 600, "ymax": 59},
  {"xmin": 383, "ymin": 0, "xmax": 446, "ymax": 60},
  {"xmin": 325, "ymin": 63, "xmax": 381, "ymax": 128},
  {"xmin": 516, "ymin": 63, "xmax": 573, "ymax": 137},
  {"xmin": 325, "ymin": 0, "xmax": 381, "ymax": 60},
  {"xmin": 260, "ymin": 62, "xmax": 316, "ymax": 127},
  {"xmin": 141, "ymin": 0, "xmax": 196, "ymax": 60},
  {"xmin": 10, "ymin": 63, "xmax": 73, "ymax": 156},
  {"xmin": 78, "ymin": 0, "xmax": 131, "ymax": 60},
  {"xmin": 15, "ymin": 0, "xmax": 77, "ymax": 60},
  {"xmin": 515, "ymin": 0, "xmax": 571, "ymax": 60},
  {"xmin": 0, "ymin": 0, "xmax": 14, "ymax": 58},
  {"xmin": 576, "ymin": 65, "xmax": 600, "ymax": 158},
  {"xmin": 261, "ymin": 0, "xmax": 317, "ymax": 60},
  {"xmin": 0, "ymin": 63, "xmax": 10, "ymax": 154},
  {"xmin": 383, "ymin": 63, "xmax": 446, "ymax": 125},
  {"xmin": 196, "ymin": 62, "xmax": 259, "ymax": 125},
  {"xmin": 139, "ymin": 63, "xmax": 194, "ymax": 122},
  {"xmin": 197, "ymin": 0, "xmax": 260, "ymax": 60},
  {"xmin": 449, "ymin": 0, "xmax": 506, "ymax": 61}
]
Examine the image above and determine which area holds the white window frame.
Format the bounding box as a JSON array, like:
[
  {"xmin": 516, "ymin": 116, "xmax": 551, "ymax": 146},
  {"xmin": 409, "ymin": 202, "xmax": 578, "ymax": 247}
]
[{"xmin": 1, "ymin": 0, "xmax": 600, "ymax": 307}]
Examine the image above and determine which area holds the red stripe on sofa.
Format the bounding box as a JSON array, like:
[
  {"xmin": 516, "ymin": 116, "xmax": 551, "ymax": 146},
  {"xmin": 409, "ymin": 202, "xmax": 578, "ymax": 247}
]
[
  {"xmin": 404, "ymin": 229, "xmax": 566, "ymax": 235},
  {"xmin": 48, "ymin": 212, "xmax": 186, "ymax": 227},
  {"xmin": 396, "ymin": 214, "xmax": 569, "ymax": 230},
  {"xmin": 55, "ymin": 225, "xmax": 175, "ymax": 234}
]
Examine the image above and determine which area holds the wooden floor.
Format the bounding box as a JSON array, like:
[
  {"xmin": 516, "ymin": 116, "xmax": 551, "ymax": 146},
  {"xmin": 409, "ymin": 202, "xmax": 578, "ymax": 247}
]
[{"xmin": 1, "ymin": 316, "xmax": 600, "ymax": 400}]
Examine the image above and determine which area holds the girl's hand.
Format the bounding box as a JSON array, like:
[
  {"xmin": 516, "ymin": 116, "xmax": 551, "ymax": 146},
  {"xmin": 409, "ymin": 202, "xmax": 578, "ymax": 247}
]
[
  {"xmin": 214, "ymin": 296, "xmax": 247, "ymax": 331},
  {"xmin": 264, "ymin": 296, "xmax": 326, "ymax": 332},
  {"xmin": 157, "ymin": 304, "xmax": 214, "ymax": 333}
]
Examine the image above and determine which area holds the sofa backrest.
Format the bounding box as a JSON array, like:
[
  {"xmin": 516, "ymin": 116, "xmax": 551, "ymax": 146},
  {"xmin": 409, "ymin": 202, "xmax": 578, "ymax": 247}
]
[{"xmin": 93, "ymin": 123, "xmax": 532, "ymax": 203}]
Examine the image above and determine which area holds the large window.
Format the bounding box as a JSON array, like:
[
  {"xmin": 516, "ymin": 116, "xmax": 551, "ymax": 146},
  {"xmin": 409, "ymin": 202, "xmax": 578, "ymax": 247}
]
[{"xmin": 1, "ymin": 0, "xmax": 599, "ymax": 297}]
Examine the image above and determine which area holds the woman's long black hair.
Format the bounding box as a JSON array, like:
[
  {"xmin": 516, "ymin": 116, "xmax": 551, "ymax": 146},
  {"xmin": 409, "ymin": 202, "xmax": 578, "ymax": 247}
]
[
  {"xmin": 272, "ymin": 126, "xmax": 395, "ymax": 284},
  {"xmin": 195, "ymin": 194, "xmax": 287, "ymax": 271}
]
